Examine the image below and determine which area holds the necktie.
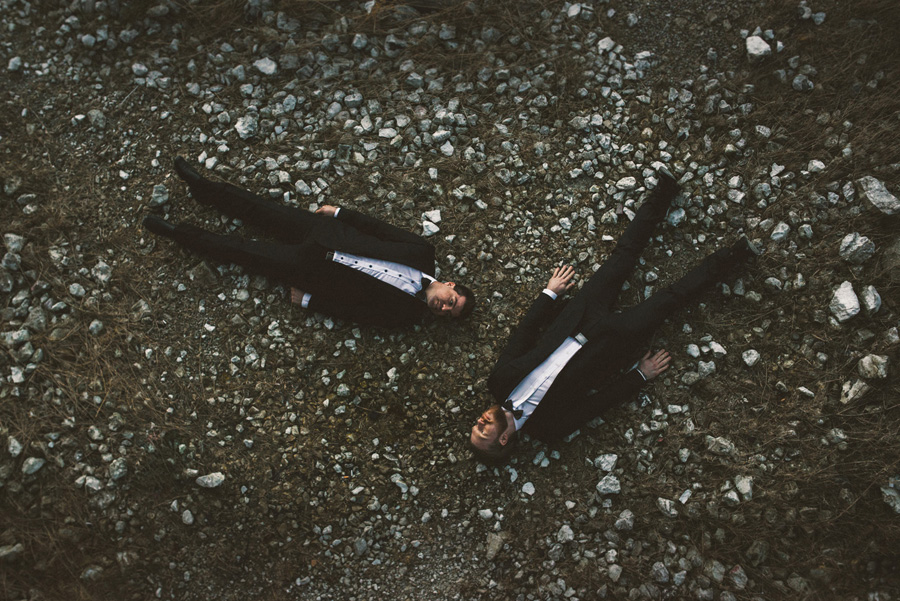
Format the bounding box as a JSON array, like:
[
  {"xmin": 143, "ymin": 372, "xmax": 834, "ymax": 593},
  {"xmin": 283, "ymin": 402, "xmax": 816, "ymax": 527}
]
[
  {"xmin": 501, "ymin": 399, "xmax": 523, "ymax": 419},
  {"xmin": 415, "ymin": 277, "xmax": 432, "ymax": 301}
]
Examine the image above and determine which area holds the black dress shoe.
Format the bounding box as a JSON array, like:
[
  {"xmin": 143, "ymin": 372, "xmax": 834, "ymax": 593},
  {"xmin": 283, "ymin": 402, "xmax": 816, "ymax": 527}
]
[
  {"xmin": 174, "ymin": 156, "xmax": 207, "ymax": 188},
  {"xmin": 143, "ymin": 215, "xmax": 178, "ymax": 238}
]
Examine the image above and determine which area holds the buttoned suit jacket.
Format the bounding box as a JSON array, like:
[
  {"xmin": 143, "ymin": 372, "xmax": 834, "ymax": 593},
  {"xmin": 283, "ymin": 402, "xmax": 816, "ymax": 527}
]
[
  {"xmin": 296, "ymin": 208, "xmax": 437, "ymax": 328},
  {"xmin": 487, "ymin": 290, "xmax": 645, "ymax": 443}
]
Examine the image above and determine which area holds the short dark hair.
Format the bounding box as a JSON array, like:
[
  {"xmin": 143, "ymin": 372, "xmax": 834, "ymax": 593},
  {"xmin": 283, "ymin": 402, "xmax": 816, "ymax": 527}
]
[
  {"xmin": 468, "ymin": 433, "xmax": 517, "ymax": 465},
  {"xmin": 454, "ymin": 283, "xmax": 475, "ymax": 318}
]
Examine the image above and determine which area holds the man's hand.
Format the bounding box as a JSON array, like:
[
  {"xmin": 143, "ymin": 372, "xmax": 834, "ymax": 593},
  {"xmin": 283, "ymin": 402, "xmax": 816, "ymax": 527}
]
[
  {"xmin": 315, "ymin": 205, "xmax": 338, "ymax": 217},
  {"xmin": 547, "ymin": 265, "xmax": 576, "ymax": 296},
  {"xmin": 290, "ymin": 287, "xmax": 306, "ymax": 305},
  {"xmin": 638, "ymin": 349, "xmax": 671, "ymax": 380}
]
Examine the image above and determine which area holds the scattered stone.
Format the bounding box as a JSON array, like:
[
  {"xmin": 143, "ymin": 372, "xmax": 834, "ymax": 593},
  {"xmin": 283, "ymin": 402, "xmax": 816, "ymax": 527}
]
[
  {"xmin": 840, "ymin": 379, "xmax": 871, "ymax": 404},
  {"xmin": 22, "ymin": 457, "xmax": 45, "ymax": 475},
  {"xmin": 857, "ymin": 176, "xmax": 900, "ymax": 215},
  {"xmin": 656, "ymin": 497, "xmax": 678, "ymax": 518},
  {"xmin": 0, "ymin": 543, "xmax": 24, "ymax": 562},
  {"xmin": 745, "ymin": 36, "xmax": 771, "ymax": 60},
  {"xmin": 596, "ymin": 474, "xmax": 621, "ymax": 495},
  {"xmin": 557, "ymin": 525, "xmax": 575, "ymax": 543},
  {"xmin": 196, "ymin": 472, "xmax": 225, "ymax": 488},
  {"xmin": 839, "ymin": 233, "xmax": 875, "ymax": 264},
  {"xmin": 742, "ymin": 349, "xmax": 760, "ymax": 367},
  {"xmin": 857, "ymin": 354, "xmax": 889, "ymax": 380},
  {"xmin": 861, "ymin": 285, "xmax": 881, "ymax": 314},
  {"xmin": 829, "ymin": 281, "xmax": 860, "ymax": 322},
  {"xmin": 149, "ymin": 184, "xmax": 169, "ymax": 207},
  {"xmin": 253, "ymin": 57, "xmax": 277, "ymax": 75}
]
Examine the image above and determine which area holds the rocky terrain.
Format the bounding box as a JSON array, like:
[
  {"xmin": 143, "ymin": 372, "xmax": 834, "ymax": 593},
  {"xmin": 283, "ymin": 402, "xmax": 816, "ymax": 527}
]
[{"xmin": 1, "ymin": 0, "xmax": 899, "ymax": 599}]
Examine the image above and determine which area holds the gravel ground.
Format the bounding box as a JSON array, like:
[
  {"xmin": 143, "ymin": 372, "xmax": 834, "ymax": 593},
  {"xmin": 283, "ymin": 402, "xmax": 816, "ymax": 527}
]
[{"xmin": 2, "ymin": 0, "xmax": 899, "ymax": 600}]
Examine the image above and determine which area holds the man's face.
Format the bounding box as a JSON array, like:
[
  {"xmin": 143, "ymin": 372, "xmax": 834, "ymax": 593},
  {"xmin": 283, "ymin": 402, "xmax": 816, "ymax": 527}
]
[
  {"xmin": 425, "ymin": 282, "xmax": 466, "ymax": 317},
  {"xmin": 469, "ymin": 404, "xmax": 508, "ymax": 451}
]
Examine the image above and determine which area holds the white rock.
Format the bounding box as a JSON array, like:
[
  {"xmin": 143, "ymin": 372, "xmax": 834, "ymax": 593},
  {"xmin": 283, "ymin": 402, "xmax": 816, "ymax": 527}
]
[
  {"xmin": 253, "ymin": 57, "xmax": 278, "ymax": 75},
  {"xmin": 7, "ymin": 436, "xmax": 22, "ymax": 458},
  {"xmin": 745, "ymin": 36, "xmax": 772, "ymax": 60},
  {"xmin": 522, "ymin": 482, "xmax": 535, "ymax": 496},
  {"xmin": 478, "ymin": 508, "xmax": 493, "ymax": 520},
  {"xmin": 8, "ymin": 56, "xmax": 22, "ymax": 71},
  {"xmin": 709, "ymin": 341, "xmax": 727, "ymax": 358},
  {"xmin": 839, "ymin": 232, "xmax": 875, "ymax": 264},
  {"xmin": 596, "ymin": 474, "xmax": 621, "ymax": 495},
  {"xmin": 770, "ymin": 222, "xmax": 790, "ymax": 241},
  {"xmin": 422, "ymin": 220, "xmax": 440, "ymax": 237},
  {"xmin": 742, "ymin": 349, "xmax": 760, "ymax": 367},
  {"xmin": 861, "ymin": 285, "xmax": 881, "ymax": 314},
  {"xmin": 686, "ymin": 344, "xmax": 700, "ymax": 358},
  {"xmin": 594, "ymin": 454, "xmax": 618, "ymax": 472},
  {"xmin": 196, "ymin": 472, "xmax": 225, "ymax": 488},
  {"xmin": 423, "ymin": 210, "xmax": 441, "ymax": 223},
  {"xmin": 829, "ymin": 281, "xmax": 860, "ymax": 322},
  {"xmin": 858, "ymin": 354, "xmax": 889, "ymax": 379},
  {"xmin": 734, "ymin": 475, "xmax": 754, "ymax": 500},
  {"xmin": 615, "ymin": 176, "xmax": 637, "ymax": 190},
  {"xmin": 557, "ymin": 525, "xmax": 575, "ymax": 543},
  {"xmin": 857, "ymin": 176, "xmax": 900, "ymax": 215},
  {"xmin": 807, "ymin": 159, "xmax": 826, "ymax": 173},
  {"xmin": 22, "ymin": 457, "xmax": 45, "ymax": 475},
  {"xmin": 439, "ymin": 141, "xmax": 454, "ymax": 156},
  {"xmin": 597, "ymin": 37, "xmax": 616, "ymax": 52},
  {"xmin": 840, "ymin": 379, "xmax": 870, "ymax": 404},
  {"xmin": 182, "ymin": 509, "xmax": 194, "ymax": 525},
  {"xmin": 656, "ymin": 497, "xmax": 678, "ymax": 518},
  {"xmin": 234, "ymin": 115, "xmax": 258, "ymax": 139}
]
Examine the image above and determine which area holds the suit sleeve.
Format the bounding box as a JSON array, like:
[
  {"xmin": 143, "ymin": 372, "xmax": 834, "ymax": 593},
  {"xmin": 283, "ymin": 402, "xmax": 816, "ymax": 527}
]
[
  {"xmin": 528, "ymin": 370, "xmax": 646, "ymax": 442},
  {"xmin": 336, "ymin": 208, "xmax": 431, "ymax": 247},
  {"xmin": 305, "ymin": 293, "xmax": 421, "ymax": 328}
]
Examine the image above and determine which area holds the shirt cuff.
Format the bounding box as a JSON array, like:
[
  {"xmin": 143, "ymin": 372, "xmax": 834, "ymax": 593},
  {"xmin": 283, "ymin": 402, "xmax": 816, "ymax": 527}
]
[
  {"xmin": 333, "ymin": 207, "xmax": 341, "ymax": 217},
  {"xmin": 301, "ymin": 293, "xmax": 312, "ymax": 308},
  {"xmin": 542, "ymin": 288, "xmax": 558, "ymax": 300},
  {"xmin": 634, "ymin": 367, "xmax": 648, "ymax": 381}
]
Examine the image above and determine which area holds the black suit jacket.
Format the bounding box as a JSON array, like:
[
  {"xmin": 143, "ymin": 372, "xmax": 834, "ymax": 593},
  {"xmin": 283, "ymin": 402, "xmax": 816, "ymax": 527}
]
[
  {"xmin": 487, "ymin": 291, "xmax": 646, "ymax": 443},
  {"xmin": 299, "ymin": 208, "xmax": 437, "ymax": 328}
]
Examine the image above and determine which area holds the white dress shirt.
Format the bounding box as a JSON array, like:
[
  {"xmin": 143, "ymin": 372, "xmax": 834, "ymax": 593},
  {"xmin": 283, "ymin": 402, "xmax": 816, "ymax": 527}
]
[
  {"xmin": 300, "ymin": 207, "xmax": 432, "ymax": 308},
  {"xmin": 506, "ymin": 290, "xmax": 648, "ymax": 430}
]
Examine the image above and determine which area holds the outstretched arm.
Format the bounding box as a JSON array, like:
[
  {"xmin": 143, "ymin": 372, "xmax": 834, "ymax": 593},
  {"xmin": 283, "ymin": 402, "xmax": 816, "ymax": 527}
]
[{"xmin": 637, "ymin": 349, "xmax": 671, "ymax": 380}]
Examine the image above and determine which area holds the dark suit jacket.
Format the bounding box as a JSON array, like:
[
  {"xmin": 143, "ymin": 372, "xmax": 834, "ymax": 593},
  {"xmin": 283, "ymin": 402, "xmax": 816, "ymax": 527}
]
[
  {"xmin": 298, "ymin": 208, "xmax": 437, "ymax": 328},
  {"xmin": 487, "ymin": 291, "xmax": 646, "ymax": 443}
]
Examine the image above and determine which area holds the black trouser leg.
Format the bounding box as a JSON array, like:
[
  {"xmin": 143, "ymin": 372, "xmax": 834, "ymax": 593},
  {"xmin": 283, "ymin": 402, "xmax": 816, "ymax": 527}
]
[
  {"xmin": 609, "ymin": 246, "xmax": 739, "ymax": 342},
  {"xmin": 187, "ymin": 177, "xmax": 321, "ymax": 243},
  {"xmin": 579, "ymin": 180, "xmax": 677, "ymax": 311},
  {"xmin": 170, "ymin": 223, "xmax": 303, "ymax": 285}
]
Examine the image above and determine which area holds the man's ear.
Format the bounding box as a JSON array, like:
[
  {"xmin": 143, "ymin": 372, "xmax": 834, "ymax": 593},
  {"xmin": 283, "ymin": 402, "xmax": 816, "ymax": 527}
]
[
  {"xmin": 445, "ymin": 281, "xmax": 456, "ymax": 288},
  {"xmin": 499, "ymin": 431, "xmax": 510, "ymax": 446}
]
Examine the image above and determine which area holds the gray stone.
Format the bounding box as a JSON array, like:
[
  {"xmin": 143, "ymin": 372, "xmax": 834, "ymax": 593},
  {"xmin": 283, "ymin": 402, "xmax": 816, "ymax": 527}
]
[
  {"xmin": 829, "ymin": 281, "xmax": 859, "ymax": 322},
  {"xmin": 706, "ymin": 435, "xmax": 736, "ymax": 456},
  {"xmin": 858, "ymin": 354, "xmax": 889, "ymax": 379},
  {"xmin": 22, "ymin": 457, "xmax": 45, "ymax": 474},
  {"xmin": 234, "ymin": 114, "xmax": 258, "ymax": 139},
  {"xmin": 593, "ymin": 453, "xmax": 618, "ymax": 472},
  {"xmin": 608, "ymin": 564, "xmax": 622, "ymax": 582},
  {"xmin": 0, "ymin": 543, "xmax": 24, "ymax": 562},
  {"xmin": 109, "ymin": 457, "xmax": 128, "ymax": 480},
  {"xmin": 656, "ymin": 497, "xmax": 678, "ymax": 518},
  {"xmin": 666, "ymin": 207, "xmax": 686, "ymax": 226},
  {"xmin": 182, "ymin": 509, "xmax": 194, "ymax": 525},
  {"xmin": 615, "ymin": 176, "xmax": 637, "ymax": 190},
  {"xmin": 422, "ymin": 221, "xmax": 440, "ymax": 237},
  {"xmin": 196, "ymin": 472, "xmax": 225, "ymax": 488},
  {"xmin": 770, "ymin": 222, "xmax": 790, "ymax": 241},
  {"xmin": 839, "ymin": 232, "xmax": 875, "ymax": 264},
  {"xmin": 881, "ymin": 477, "xmax": 900, "ymax": 514},
  {"xmin": 522, "ymin": 482, "xmax": 535, "ymax": 495},
  {"xmin": 596, "ymin": 474, "xmax": 621, "ymax": 495},
  {"xmin": 253, "ymin": 57, "xmax": 277, "ymax": 75},
  {"xmin": 861, "ymin": 285, "xmax": 881, "ymax": 314},
  {"xmin": 840, "ymin": 379, "xmax": 871, "ymax": 404},
  {"xmin": 745, "ymin": 36, "xmax": 771, "ymax": 60},
  {"xmin": 857, "ymin": 176, "xmax": 900, "ymax": 215},
  {"xmin": 651, "ymin": 561, "xmax": 669, "ymax": 583},
  {"xmin": 615, "ymin": 509, "xmax": 634, "ymax": 530},
  {"xmin": 557, "ymin": 524, "xmax": 575, "ymax": 543},
  {"xmin": 7, "ymin": 436, "xmax": 22, "ymax": 458},
  {"xmin": 792, "ymin": 74, "xmax": 814, "ymax": 92},
  {"xmin": 734, "ymin": 475, "xmax": 753, "ymax": 500},
  {"xmin": 149, "ymin": 184, "xmax": 169, "ymax": 206},
  {"xmin": 742, "ymin": 349, "xmax": 760, "ymax": 367}
]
